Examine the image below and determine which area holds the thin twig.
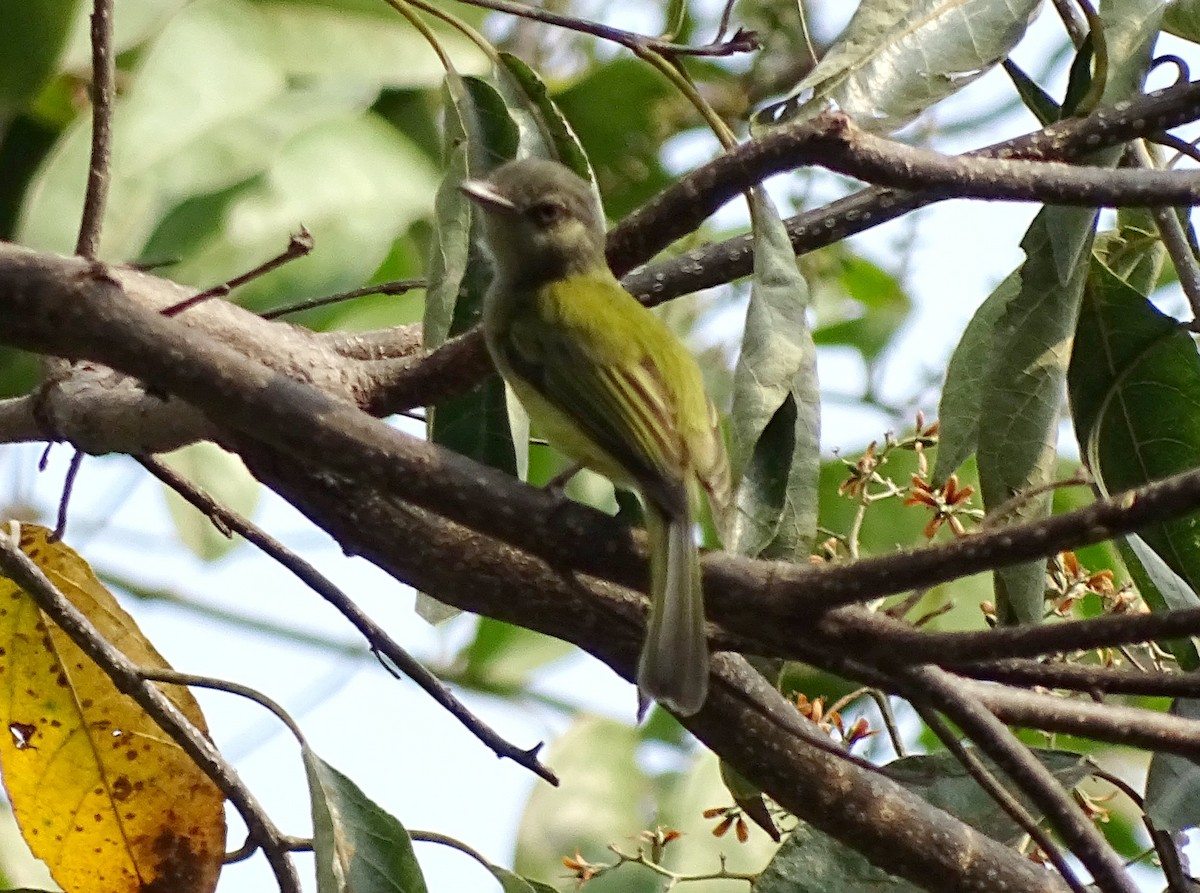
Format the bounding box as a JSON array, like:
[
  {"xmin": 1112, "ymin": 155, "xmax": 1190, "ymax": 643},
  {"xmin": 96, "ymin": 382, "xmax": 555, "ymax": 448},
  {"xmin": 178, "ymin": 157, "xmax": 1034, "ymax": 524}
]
[
  {"xmin": 137, "ymin": 456, "xmax": 559, "ymax": 786},
  {"xmin": 1156, "ymin": 131, "xmax": 1200, "ymax": 166},
  {"xmin": 616, "ymin": 76, "xmax": 1200, "ymax": 295},
  {"xmin": 0, "ymin": 525, "xmax": 302, "ymax": 893},
  {"xmin": 449, "ymin": 0, "xmax": 759, "ymax": 57},
  {"xmin": 1131, "ymin": 141, "xmax": 1200, "ymax": 318},
  {"xmin": 50, "ymin": 449, "xmax": 84, "ymax": 542},
  {"xmin": 261, "ymin": 279, "xmax": 427, "ymax": 320},
  {"xmin": 161, "ymin": 229, "xmax": 314, "ymax": 317},
  {"xmin": 815, "ymin": 603, "xmax": 1200, "ymax": 668},
  {"xmin": 961, "ymin": 678, "xmax": 1200, "ymax": 759},
  {"xmin": 1090, "ymin": 767, "xmax": 1193, "ymax": 893},
  {"xmin": 713, "ymin": 0, "xmax": 737, "ymax": 41},
  {"xmin": 1052, "ymin": 0, "xmax": 1088, "ymax": 47},
  {"xmin": 75, "ymin": 0, "xmax": 116, "ymax": 259},
  {"xmin": 140, "ymin": 668, "xmax": 306, "ymax": 742},
  {"xmin": 865, "ymin": 689, "xmax": 906, "ymax": 758}
]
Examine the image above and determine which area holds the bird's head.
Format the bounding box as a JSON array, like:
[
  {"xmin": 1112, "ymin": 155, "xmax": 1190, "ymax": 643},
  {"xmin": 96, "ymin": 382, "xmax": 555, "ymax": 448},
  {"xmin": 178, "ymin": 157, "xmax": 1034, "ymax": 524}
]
[{"xmin": 461, "ymin": 158, "xmax": 607, "ymax": 287}]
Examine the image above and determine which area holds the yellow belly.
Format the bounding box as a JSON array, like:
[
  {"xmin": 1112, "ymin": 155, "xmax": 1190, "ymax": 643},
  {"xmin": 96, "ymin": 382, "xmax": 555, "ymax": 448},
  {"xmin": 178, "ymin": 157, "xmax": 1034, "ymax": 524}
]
[{"xmin": 506, "ymin": 374, "xmax": 638, "ymax": 490}]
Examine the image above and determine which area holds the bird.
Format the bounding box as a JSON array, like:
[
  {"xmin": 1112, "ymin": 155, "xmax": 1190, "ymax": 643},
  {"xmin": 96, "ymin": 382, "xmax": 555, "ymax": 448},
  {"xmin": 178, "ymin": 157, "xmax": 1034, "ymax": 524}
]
[{"xmin": 460, "ymin": 157, "xmax": 732, "ymax": 715}]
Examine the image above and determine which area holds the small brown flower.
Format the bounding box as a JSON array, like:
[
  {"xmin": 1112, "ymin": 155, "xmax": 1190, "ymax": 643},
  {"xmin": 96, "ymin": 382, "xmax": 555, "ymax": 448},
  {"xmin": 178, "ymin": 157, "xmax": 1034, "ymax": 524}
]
[
  {"xmin": 839, "ymin": 441, "xmax": 880, "ymax": 498},
  {"xmin": 795, "ymin": 693, "xmax": 843, "ymax": 736},
  {"xmin": 844, "ymin": 717, "xmax": 878, "ymax": 749},
  {"xmin": 1073, "ymin": 788, "xmax": 1115, "ymax": 824},
  {"xmin": 562, "ymin": 850, "xmax": 600, "ymax": 887},
  {"xmin": 905, "ymin": 473, "xmax": 975, "ymax": 537}
]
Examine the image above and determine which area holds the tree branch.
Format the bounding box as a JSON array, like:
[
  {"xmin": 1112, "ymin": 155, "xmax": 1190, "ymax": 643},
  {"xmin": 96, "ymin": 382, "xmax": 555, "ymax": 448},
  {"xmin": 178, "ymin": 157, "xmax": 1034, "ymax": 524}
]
[
  {"xmin": 137, "ymin": 456, "xmax": 558, "ymax": 785},
  {"xmin": 74, "ymin": 0, "xmax": 115, "ymax": 259},
  {"xmin": 8, "ymin": 249, "xmax": 1200, "ymax": 666},
  {"xmin": 243, "ymin": 438, "xmax": 1071, "ymax": 893},
  {"xmin": 892, "ymin": 665, "xmax": 1134, "ymax": 893},
  {"xmin": 617, "ymin": 77, "xmax": 1200, "ymax": 297}
]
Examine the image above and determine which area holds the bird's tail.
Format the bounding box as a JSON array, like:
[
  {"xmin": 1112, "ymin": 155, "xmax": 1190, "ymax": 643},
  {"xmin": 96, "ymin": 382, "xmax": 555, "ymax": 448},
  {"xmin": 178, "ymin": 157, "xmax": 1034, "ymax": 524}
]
[{"xmin": 638, "ymin": 504, "xmax": 708, "ymax": 715}]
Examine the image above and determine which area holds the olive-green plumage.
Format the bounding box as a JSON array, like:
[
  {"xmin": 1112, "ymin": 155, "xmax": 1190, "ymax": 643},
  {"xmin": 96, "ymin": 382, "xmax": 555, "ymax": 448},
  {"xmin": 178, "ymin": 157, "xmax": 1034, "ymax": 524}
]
[{"xmin": 461, "ymin": 158, "xmax": 731, "ymax": 715}]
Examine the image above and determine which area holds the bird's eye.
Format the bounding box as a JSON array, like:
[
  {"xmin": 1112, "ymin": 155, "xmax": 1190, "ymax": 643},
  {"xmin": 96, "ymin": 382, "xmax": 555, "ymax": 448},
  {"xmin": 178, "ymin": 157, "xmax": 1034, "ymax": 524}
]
[{"xmin": 527, "ymin": 201, "xmax": 565, "ymax": 227}]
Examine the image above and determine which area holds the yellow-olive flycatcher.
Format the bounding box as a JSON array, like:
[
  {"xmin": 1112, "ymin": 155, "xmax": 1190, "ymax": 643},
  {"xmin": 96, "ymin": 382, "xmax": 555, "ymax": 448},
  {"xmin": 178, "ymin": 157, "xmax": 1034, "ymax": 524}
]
[{"xmin": 461, "ymin": 158, "xmax": 732, "ymax": 715}]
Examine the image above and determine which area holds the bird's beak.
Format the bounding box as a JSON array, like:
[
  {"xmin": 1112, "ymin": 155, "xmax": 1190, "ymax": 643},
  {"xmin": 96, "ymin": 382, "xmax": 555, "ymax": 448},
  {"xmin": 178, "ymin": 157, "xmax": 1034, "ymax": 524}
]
[{"xmin": 460, "ymin": 179, "xmax": 516, "ymax": 212}]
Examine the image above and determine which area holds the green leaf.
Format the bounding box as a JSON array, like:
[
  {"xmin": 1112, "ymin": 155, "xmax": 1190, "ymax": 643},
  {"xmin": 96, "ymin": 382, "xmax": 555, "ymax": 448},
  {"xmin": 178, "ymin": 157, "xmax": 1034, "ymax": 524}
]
[
  {"xmin": 58, "ymin": 0, "xmax": 189, "ymax": 73},
  {"xmin": 753, "ymin": 0, "xmax": 1043, "ymax": 133},
  {"xmin": 730, "ymin": 190, "xmax": 819, "ymax": 561},
  {"xmin": 1093, "ymin": 208, "xmax": 1165, "ymax": 296},
  {"xmin": 487, "ymin": 866, "xmax": 559, "ymax": 893},
  {"xmin": 0, "ymin": 0, "xmax": 83, "ymax": 121},
  {"xmin": 1061, "ymin": 32, "xmax": 1096, "ymax": 118},
  {"xmin": 1069, "ymin": 259, "xmax": 1200, "ymax": 604},
  {"xmin": 1116, "ymin": 535, "xmax": 1200, "ymax": 669},
  {"xmin": 883, "ymin": 748, "xmax": 1093, "ymax": 844},
  {"xmin": 755, "ymin": 822, "xmax": 920, "ymax": 893},
  {"xmin": 663, "ymin": 0, "xmax": 687, "ymax": 39},
  {"xmin": 1145, "ymin": 699, "xmax": 1200, "ymax": 831},
  {"xmin": 21, "ymin": 0, "xmax": 288, "ymax": 255},
  {"xmin": 418, "ymin": 76, "xmax": 520, "ymax": 621},
  {"xmin": 974, "ymin": 0, "xmax": 1162, "ymax": 624},
  {"xmin": 458, "ymin": 618, "xmax": 575, "ymax": 690},
  {"xmin": 159, "ymin": 442, "xmax": 260, "ymax": 561},
  {"xmin": 150, "ymin": 111, "xmax": 437, "ymax": 309},
  {"xmin": 423, "ymin": 81, "xmax": 477, "ymax": 352},
  {"xmin": 18, "ymin": 0, "xmax": 400, "ymax": 262},
  {"xmin": 515, "ymin": 717, "xmax": 657, "ymax": 893},
  {"xmin": 553, "ymin": 59, "xmax": 676, "ymax": 218},
  {"xmin": 426, "ymin": 77, "xmax": 519, "ymax": 474},
  {"xmin": 1098, "ymin": 0, "xmax": 1164, "ymax": 103},
  {"xmin": 1001, "ymin": 60, "xmax": 1060, "ymax": 126},
  {"xmin": 0, "ymin": 348, "xmax": 40, "ymax": 401},
  {"xmin": 1165, "ymin": 0, "xmax": 1200, "ymax": 42},
  {"xmin": 977, "ymin": 206, "xmax": 1099, "ymax": 625},
  {"xmin": 931, "ymin": 271, "xmax": 1020, "ymax": 486},
  {"xmin": 305, "ymin": 748, "xmax": 429, "ymax": 893},
  {"xmin": 423, "ymin": 73, "xmax": 519, "ymax": 347},
  {"xmin": 496, "ymin": 54, "xmax": 593, "ymax": 181}
]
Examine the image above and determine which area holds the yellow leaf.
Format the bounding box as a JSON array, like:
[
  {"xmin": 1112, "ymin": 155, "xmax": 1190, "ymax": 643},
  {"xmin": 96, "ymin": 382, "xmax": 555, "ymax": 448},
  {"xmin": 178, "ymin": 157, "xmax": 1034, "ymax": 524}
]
[{"xmin": 0, "ymin": 524, "xmax": 225, "ymax": 893}]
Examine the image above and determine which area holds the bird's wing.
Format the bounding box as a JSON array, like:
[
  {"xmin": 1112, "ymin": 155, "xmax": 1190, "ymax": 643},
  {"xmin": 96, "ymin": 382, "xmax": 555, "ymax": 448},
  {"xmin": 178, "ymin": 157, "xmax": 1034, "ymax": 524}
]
[
  {"xmin": 695, "ymin": 398, "xmax": 734, "ymax": 542},
  {"xmin": 505, "ymin": 278, "xmax": 692, "ymax": 516}
]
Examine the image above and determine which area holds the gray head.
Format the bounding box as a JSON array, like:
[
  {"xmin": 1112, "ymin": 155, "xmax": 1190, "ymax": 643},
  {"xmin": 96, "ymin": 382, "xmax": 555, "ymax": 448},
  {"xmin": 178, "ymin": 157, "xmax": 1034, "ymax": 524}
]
[{"xmin": 461, "ymin": 158, "xmax": 607, "ymax": 286}]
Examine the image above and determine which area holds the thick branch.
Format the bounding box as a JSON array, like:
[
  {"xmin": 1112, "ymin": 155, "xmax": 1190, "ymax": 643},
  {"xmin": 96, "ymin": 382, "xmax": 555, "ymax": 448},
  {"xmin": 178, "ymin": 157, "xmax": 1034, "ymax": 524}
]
[
  {"xmin": 0, "ymin": 244, "xmax": 424, "ymax": 452},
  {"xmin": 618, "ymin": 77, "xmax": 1200, "ymax": 297},
  {"xmin": 7, "ymin": 250, "xmax": 1200, "ymax": 663},
  {"xmin": 961, "ymin": 657, "xmax": 1200, "ymax": 697},
  {"xmin": 383, "ymin": 81, "xmax": 1200, "ymax": 415},
  {"xmin": 244, "ymin": 441, "xmax": 1069, "ymax": 893}
]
